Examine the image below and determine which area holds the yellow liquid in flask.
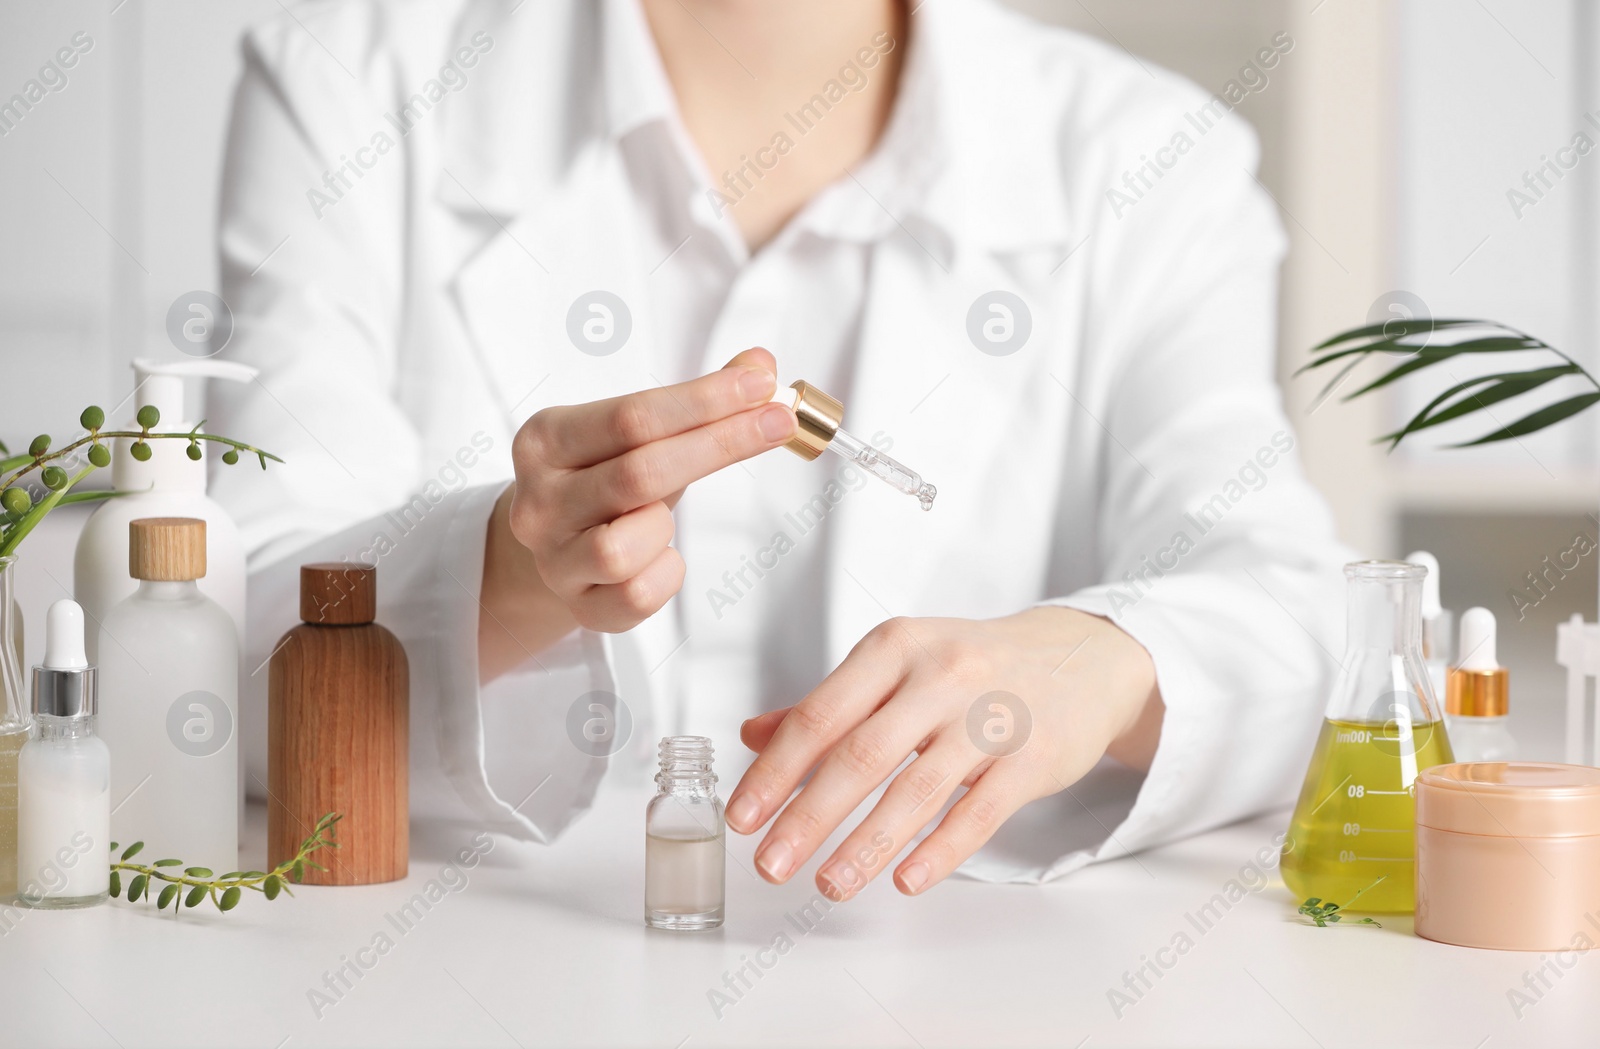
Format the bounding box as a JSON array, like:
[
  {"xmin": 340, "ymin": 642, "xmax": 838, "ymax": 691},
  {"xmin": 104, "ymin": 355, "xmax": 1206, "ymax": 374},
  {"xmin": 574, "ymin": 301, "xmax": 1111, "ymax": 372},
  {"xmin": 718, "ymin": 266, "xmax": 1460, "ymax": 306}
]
[{"xmin": 1280, "ymin": 717, "xmax": 1453, "ymax": 913}]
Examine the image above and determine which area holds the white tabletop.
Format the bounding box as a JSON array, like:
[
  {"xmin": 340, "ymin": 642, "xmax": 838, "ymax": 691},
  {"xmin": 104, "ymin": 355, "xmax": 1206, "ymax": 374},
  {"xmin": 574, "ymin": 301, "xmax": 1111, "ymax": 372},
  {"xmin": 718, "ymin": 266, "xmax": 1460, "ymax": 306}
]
[
  {"xmin": 2, "ymin": 781, "xmax": 1597, "ymax": 1049},
  {"xmin": 6, "ymin": 511, "xmax": 1599, "ymax": 1049}
]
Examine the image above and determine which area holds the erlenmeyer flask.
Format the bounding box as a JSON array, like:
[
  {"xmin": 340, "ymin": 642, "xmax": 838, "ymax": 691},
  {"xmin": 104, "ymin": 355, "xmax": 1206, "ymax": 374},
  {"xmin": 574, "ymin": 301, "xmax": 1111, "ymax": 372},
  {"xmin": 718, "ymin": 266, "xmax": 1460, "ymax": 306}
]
[{"xmin": 1281, "ymin": 560, "xmax": 1454, "ymax": 913}]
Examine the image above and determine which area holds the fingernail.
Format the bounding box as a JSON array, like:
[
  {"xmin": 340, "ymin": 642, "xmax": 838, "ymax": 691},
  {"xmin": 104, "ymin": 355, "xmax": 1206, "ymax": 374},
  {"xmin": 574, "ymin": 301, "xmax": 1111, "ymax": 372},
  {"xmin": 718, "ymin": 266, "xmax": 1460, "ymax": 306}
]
[
  {"xmin": 756, "ymin": 839, "xmax": 794, "ymax": 881},
  {"xmin": 819, "ymin": 865, "xmax": 857, "ymax": 901},
  {"xmin": 758, "ymin": 404, "xmax": 794, "ymax": 442},
  {"xmin": 739, "ymin": 367, "xmax": 776, "ymax": 403},
  {"xmin": 726, "ymin": 794, "xmax": 760, "ymax": 833},
  {"xmin": 897, "ymin": 862, "xmax": 930, "ymax": 895}
]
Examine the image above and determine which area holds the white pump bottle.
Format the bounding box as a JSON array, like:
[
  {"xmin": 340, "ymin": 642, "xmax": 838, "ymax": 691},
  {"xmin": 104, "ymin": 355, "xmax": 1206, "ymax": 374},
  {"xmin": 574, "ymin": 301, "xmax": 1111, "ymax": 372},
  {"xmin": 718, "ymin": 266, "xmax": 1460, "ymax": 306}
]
[{"xmin": 73, "ymin": 358, "xmax": 254, "ymax": 664}]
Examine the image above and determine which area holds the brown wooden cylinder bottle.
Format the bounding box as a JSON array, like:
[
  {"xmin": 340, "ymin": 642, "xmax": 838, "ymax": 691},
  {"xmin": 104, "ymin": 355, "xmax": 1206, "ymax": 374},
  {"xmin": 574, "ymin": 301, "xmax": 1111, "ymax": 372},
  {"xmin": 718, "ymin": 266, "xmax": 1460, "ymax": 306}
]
[{"xmin": 268, "ymin": 563, "xmax": 408, "ymax": 884}]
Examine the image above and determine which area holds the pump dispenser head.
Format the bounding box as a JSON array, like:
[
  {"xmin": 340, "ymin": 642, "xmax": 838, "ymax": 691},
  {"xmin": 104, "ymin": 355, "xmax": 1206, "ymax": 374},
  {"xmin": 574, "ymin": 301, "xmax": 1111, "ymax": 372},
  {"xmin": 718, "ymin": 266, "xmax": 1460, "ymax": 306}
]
[
  {"xmin": 32, "ymin": 599, "xmax": 97, "ymax": 717},
  {"xmin": 1448, "ymin": 607, "xmax": 1509, "ymax": 717},
  {"xmin": 112, "ymin": 357, "xmax": 258, "ymax": 494}
]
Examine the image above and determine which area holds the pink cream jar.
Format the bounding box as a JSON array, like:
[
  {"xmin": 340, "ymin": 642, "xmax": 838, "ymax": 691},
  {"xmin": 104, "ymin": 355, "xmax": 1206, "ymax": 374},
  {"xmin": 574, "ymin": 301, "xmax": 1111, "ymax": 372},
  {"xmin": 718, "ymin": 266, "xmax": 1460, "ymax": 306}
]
[{"xmin": 1416, "ymin": 762, "xmax": 1600, "ymax": 951}]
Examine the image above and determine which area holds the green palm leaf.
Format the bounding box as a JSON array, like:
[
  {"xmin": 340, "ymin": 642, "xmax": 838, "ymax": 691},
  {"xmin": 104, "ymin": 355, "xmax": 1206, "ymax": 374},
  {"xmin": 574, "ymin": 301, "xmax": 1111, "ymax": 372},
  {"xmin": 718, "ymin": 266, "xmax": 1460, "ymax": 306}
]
[
  {"xmin": 1310, "ymin": 317, "xmax": 1478, "ymax": 351},
  {"xmin": 1378, "ymin": 364, "xmax": 1583, "ymax": 448},
  {"xmin": 1304, "ymin": 318, "xmax": 1600, "ymax": 449},
  {"xmin": 1454, "ymin": 392, "xmax": 1600, "ymax": 446},
  {"xmin": 1341, "ymin": 339, "xmax": 1540, "ymax": 400}
]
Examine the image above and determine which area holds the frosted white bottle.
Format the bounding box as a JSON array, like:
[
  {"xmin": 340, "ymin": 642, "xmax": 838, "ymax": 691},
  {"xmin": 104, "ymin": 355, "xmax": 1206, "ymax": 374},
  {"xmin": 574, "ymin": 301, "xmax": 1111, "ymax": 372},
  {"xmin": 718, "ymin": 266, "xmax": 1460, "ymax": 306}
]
[
  {"xmin": 98, "ymin": 518, "xmax": 238, "ymax": 870},
  {"xmin": 74, "ymin": 358, "xmax": 255, "ymax": 665},
  {"xmin": 17, "ymin": 600, "xmax": 110, "ymax": 908}
]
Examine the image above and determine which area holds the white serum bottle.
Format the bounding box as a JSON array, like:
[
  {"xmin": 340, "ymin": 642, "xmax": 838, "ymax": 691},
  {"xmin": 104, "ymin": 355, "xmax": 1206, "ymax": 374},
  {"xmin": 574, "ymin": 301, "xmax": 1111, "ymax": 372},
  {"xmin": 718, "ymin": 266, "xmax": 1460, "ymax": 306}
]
[{"xmin": 17, "ymin": 600, "xmax": 110, "ymax": 908}]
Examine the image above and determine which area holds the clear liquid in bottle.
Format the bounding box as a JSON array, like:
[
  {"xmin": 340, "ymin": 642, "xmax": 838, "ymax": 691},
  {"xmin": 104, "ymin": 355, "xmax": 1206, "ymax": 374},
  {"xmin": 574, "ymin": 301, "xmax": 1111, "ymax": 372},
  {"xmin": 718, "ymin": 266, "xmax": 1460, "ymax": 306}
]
[{"xmin": 645, "ymin": 736, "xmax": 725, "ymax": 931}]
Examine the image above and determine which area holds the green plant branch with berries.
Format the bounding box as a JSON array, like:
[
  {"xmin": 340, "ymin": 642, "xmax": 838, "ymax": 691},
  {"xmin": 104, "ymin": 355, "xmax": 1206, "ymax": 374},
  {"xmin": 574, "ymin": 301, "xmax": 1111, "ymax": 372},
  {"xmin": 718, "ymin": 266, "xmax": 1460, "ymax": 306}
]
[
  {"xmin": 0, "ymin": 404, "xmax": 282, "ymax": 558},
  {"xmin": 109, "ymin": 813, "xmax": 340, "ymax": 914}
]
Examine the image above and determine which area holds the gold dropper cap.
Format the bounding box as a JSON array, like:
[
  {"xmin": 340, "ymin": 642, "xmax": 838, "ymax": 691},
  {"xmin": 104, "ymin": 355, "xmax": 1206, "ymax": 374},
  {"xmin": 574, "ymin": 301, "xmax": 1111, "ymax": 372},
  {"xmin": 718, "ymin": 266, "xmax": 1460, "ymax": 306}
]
[
  {"xmin": 780, "ymin": 381, "xmax": 843, "ymax": 462},
  {"xmin": 1446, "ymin": 666, "xmax": 1509, "ymax": 717}
]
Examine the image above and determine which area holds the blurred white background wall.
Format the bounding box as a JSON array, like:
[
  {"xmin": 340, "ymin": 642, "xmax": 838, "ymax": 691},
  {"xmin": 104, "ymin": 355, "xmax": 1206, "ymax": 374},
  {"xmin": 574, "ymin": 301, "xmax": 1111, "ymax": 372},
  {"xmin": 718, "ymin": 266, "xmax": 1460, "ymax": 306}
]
[{"xmin": 1, "ymin": 0, "xmax": 1594, "ymax": 747}]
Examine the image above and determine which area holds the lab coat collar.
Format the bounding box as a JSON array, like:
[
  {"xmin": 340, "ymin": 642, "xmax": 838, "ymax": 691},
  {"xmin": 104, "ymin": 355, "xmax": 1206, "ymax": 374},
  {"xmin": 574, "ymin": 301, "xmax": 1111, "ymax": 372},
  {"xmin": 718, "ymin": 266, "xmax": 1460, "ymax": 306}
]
[
  {"xmin": 434, "ymin": 0, "xmax": 593, "ymax": 219},
  {"xmin": 599, "ymin": 0, "xmax": 677, "ymax": 139},
  {"xmin": 800, "ymin": 0, "xmax": 1073, "ymax": 254},
  {"xmin": 435, "ymin": 0, "xmax": 670, "ymax": 219},
  {"xmin": 909, "ymin": 0, "xmax": 1074, "ymax": 251},
  {"xmin": 436, "ymin": 0, "xmax": 1073, "ymax": 251}
]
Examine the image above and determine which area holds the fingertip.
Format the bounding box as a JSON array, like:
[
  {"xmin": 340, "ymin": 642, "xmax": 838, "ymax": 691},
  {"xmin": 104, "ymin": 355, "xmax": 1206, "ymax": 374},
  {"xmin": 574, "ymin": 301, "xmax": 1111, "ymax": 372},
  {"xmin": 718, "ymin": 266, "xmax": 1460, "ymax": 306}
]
[
  {"xmin": 757, "ymin": 403, "xmax": 795, "ymax": 443},
  {"xmin": 724, "ymin": 346, "xmax": 778, "ymax": 376},
  {"xmin": 895, "ymin": 861, "xmax": 931, "ymax": 896},
  {"xmin": 735, "ymin": 366, "xmax": 777, "ymax": 403},
  {"xmin": 725, "ymin": 793, "xmax": 761, "ymax": 834},
  {"xmin": 740, "ymin": 708, "xmax": 788, "ymax": 753}
]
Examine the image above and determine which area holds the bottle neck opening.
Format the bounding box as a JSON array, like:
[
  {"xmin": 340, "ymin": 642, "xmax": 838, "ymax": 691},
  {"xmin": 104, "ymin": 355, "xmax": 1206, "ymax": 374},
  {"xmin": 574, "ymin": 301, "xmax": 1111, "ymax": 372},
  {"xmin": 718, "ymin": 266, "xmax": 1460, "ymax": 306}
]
[
  {"xmin": 136, "ymin": 579, "xmax": 200, "ymax": 599},
  {"xmin": 657, "ymin": 735, "xmax": 716, "ymax": 793},
  {"xmin": 34, "ymin": 714, "xmax": 95, "ymax": 741}
]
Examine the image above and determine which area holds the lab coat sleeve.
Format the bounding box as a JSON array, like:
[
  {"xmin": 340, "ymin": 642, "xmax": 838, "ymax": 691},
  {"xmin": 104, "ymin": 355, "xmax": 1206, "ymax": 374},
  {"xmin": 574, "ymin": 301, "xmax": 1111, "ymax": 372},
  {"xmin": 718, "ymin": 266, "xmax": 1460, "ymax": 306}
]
[
  {"xmin": 209, "ymin": 15, "xmax": 612, "ymax": 843},
  {"xmin": 975, "ymin": 96, "xmax": 1352, "ymax": 883}
]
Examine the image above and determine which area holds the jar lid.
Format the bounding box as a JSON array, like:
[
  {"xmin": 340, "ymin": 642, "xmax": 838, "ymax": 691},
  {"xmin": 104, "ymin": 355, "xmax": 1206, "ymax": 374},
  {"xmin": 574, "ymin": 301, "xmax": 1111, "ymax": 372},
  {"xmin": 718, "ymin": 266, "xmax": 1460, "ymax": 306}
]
[{"xmin": 1416, "ymin": 762, "xmax": 1600, "ymax": 838}]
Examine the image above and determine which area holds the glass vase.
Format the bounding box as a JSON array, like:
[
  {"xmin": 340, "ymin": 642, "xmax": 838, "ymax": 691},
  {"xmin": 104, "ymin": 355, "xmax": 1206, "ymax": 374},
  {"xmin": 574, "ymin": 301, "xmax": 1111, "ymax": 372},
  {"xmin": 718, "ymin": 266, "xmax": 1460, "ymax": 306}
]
[{"xmin": 0, "ymin": 556, "xmax": 29, "ymax": 903}]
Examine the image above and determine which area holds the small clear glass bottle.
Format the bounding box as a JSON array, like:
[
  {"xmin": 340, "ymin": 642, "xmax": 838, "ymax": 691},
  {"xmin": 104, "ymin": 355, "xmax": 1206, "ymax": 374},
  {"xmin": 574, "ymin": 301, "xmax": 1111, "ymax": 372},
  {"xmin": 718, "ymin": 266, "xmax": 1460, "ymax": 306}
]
[{"xmin": 645, "ymin": 736, "xmax": 724, "ymax": 931}]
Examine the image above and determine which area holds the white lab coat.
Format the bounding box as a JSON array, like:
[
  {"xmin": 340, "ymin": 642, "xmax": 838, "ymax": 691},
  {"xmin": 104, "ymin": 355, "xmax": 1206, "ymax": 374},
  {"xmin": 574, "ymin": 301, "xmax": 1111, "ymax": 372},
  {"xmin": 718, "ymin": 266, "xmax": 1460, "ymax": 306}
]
[{"xmin": 211, "ymin": 0, "xmax": 1350, "ymax": 882}]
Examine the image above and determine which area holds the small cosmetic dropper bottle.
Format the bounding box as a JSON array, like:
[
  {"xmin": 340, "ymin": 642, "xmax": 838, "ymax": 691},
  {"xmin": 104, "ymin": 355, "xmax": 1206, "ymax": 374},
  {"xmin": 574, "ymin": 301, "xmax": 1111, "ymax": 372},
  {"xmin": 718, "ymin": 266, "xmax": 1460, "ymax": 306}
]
[
  {"xmin": 645, "ymin": 736, "xmax": 724, "ymax": 930},
  {"xmin": 1446, "ymin": 607, "xmax": 1516, "ymax": 763},
  {"xmin": 16, "ymin": 600, "xmax": 109, "ymax": 908}
]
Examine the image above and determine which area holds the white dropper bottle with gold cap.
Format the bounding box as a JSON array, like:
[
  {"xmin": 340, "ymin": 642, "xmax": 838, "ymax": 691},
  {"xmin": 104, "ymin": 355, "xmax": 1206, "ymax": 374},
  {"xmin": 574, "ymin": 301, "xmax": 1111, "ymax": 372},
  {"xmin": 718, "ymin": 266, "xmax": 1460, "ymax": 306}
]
[{"xmin": 1446, "ymin": 607, "xmax": 1516, "ymax": 763}]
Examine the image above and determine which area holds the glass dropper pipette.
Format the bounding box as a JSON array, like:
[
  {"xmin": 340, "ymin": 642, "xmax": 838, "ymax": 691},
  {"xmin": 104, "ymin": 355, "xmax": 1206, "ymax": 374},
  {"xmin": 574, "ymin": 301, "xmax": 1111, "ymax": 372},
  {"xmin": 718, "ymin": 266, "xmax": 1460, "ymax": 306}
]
[{"xmin": 773, "ymin": 381, "xmax": 937, "ymax": 511}]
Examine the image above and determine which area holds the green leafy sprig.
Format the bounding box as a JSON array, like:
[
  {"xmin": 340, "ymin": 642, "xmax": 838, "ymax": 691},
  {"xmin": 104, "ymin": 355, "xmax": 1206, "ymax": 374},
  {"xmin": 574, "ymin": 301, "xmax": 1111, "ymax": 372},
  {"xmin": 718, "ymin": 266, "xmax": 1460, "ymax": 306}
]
[
  {"xmin": 1297, "ymin": 876, "xmax": 1385, "ymax": 929},
  {"xmin": 1297, "ymin": 898, "xmax": 1381, "ymax": 929},
  {"xmin": 109, "ymin": 813, "xmax": 340, "ymax": 913},
  {"xmin": 1300, "ymin": 318, "xmax": 1600, "ymax": 450},
  {"xmin": 0, "ymin": 404, "xmax": 282, "ymax": 558}
]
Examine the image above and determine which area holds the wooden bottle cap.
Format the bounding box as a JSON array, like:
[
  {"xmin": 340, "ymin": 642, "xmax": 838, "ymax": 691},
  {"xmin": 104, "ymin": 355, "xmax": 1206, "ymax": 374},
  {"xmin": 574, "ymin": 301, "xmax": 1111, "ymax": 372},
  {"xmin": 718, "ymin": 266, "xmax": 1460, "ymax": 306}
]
[
  {"xmin": 128, "ymin": 517, "xmax": 206, "ymax": 581},
  {"xmin": 300, "ymin": 562, "xmax": 377, "ymax": 625}
]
